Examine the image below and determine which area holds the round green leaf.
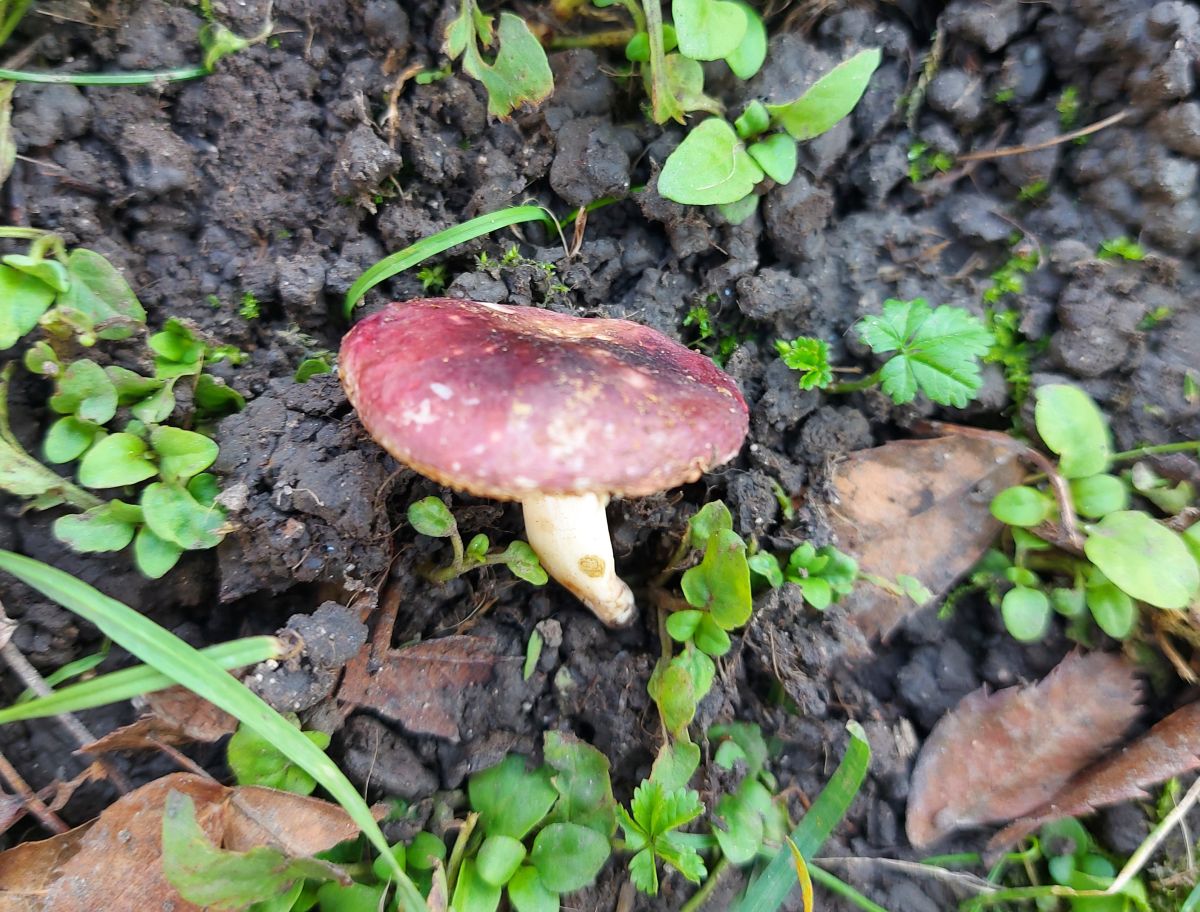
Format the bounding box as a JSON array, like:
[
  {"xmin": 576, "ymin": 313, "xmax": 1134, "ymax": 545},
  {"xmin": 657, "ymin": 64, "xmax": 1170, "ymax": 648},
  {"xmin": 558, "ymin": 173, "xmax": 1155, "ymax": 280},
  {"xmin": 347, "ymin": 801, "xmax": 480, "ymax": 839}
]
[
  {"xmin": 1069, "ymin": 474, "xmax": 1128, "ymax": 519},
  {"xmin": 530, "ymin": 822, "xmax": 610, "ymax": 893},
  {"xmin": 134, "ymin": 524, "xmax": 184, "ymax": 579},
  {"xmin": 140, "ymin": 482, "xmax": 225, "ymax": 550},
  {"xmin": 408, "ymin": 496, "xmax": 455, "ymax": 537},
  {"xmin": 1084, "ymin": 511, "xmax": 1199, "ymax": 609},
  {"xmin": 1050, "ymin": 587, "xmax": 1087, "ymax": 618},
  {"xmin": 658, "ymin": 118, "xmax": 764, "ymax": 206},
  {"xmin": 477, "ymin": 835, "xmax": 527, "ymax": 887},
  {"xmin": 765, "ymin": 48, "xmax": 882, "ymax": 140},
  {"xmin": 371, "ymin": 844, "xmax": 407, "ymax": 882},
  {"xmin": 1034, "ymin": 384, "xmax": 1111, "ymax": 479},
  {"xmin": 680, "ymin": 528, "xmax": 752, "ymax": 628},
  {"xmin": 672, "ymin": 0, "xmax": 748, "ymax": 61},
  {"xmin": 747, "ymin": 133, "xmax": 797, "ymax": 185},
  {"xmin": 467, "ymin": 533, "xmax": 490, "ymax": 562},
  {"xmin": 1001, "ymin": 586, "xmax": 1051, "ymax": 642},
  {"xmin": 451, "ymin": 858, "xmax": 502, "ymax": 912},
  {"xmin": 130, "ymin": 381, "xmax": 176, "ymax": 424},
  {"xmin": 666, "ymin": 609, "xmax": 703, "ymax": 642},
  {"xmin": 61, "ymin": 248, "xmax": 146, "ymax": 340},
  {"xmin": 0, "ymin": 264, "xmax": 56, "ymax": 349},
  {"xmin": 692, "ymin": 613, "xmax": 731, "ymax": 656},
  {"xmin": 799, "ymin": 576, "xmax": 832, "ymax": 610},
  {"xmin": 44, "ymin": 416, "xmax": 100, "ymax": 464},
  {"xmin": 3, "ymin": 253, "xmax": 70, "ymax": 292},
  {"xmin": 654, "ymin": 658, "xmax": 697, "ymax": 737},
  {"xmin": 53, "ymin": 505, "xmax": 136, "ymax": 553},
  {"xmin": 77, "ymin": 432, "xmax": 158, "ymax": 488},
  {"xmin": 725, "ymin": 2, "xmax": 766, "ymax": 78},
  {"xmin": 500, "ymin": 540, "xmax": 548, "ymax": 585},
  {"xmin": 406, "ymin": 832, "xmax": 447, "ymax": 871},
  {"xmin": 50, "ymin": 358, "xmax": 118, "ymax": 424},
  {"xmin": 151, "ymin": 426, "xmax": 219, "ymax": 483},
  {"xmin": 734, "ymin": 100, "xmax": 770, "ymax": 140},
  {"xmin": 688, "ymin": 500, "xmax": 733, "ymax": 549},
  {"xmin": 1085, "ymin": 580, "xmax": 1136, "ymax": 639},
  {"xmin": 990, "ymin": 485, "xmax": 1055, "ymax": 527},
  {"xmin": 507, "ymin": 866, "xmax": 558, "ymax": 912}
]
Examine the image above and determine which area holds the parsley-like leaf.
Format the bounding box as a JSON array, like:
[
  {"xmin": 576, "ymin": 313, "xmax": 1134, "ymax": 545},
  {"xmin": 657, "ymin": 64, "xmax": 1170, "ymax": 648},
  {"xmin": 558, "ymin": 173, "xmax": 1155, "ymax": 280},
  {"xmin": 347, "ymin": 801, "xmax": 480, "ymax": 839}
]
[
  {"xmin": 775, "ymin": 337, "xmax": 833, "ymax": 389},
  {"xmin": 856, "ymin": 298, "xmax": 993, "ymax": 407},
  {"xmin": 618, "ymin": 781, "xmax": 707, "ymax": 895}
]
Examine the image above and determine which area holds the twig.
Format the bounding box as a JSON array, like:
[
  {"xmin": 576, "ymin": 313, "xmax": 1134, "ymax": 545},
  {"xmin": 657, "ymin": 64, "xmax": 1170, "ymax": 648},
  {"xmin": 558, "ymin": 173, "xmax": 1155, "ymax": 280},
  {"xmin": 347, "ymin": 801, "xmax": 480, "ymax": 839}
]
[
  {"xmin": 956, "ymin": 109, "xmax": 1130, "ymax": 163},
  {"xmin": 0, "ymin": 600, "xmax": 132, "ymax": 792},
  {"xmin": 1107, "ymin": 773, "xmax": 1200, "ymax": 896},
  {"xmin": 0, "ymin": 747, "xmax": 67, "ymax": 834},
  {"xmin": 815, "ymin": 855, "xmax": 998, "ymax": 894}
]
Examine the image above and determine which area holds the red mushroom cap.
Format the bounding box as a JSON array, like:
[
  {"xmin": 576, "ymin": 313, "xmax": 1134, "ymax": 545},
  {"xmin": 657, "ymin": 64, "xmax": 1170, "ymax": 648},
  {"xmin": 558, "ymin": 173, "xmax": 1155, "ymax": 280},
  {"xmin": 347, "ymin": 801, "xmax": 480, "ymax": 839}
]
[{"xmin": 340, "ymin": 298, "xmax": 749, "ymax": 499}]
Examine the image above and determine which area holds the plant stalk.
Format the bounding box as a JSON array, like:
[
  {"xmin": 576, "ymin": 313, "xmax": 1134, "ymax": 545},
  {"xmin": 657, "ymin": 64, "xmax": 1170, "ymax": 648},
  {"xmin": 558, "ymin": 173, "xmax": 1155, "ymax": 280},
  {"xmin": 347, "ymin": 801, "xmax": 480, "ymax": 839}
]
[{"xmin": 827, "ymin": 370, "xmax": 882, "ymax": 395}]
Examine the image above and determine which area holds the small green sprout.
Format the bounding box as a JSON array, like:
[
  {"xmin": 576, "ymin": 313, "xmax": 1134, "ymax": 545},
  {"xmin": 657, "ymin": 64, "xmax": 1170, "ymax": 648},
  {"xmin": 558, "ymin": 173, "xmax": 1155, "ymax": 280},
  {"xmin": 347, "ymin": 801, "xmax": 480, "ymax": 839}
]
[
  {"xmin": 238, "ymin": 291, "xmax": 261, "ymax": 319},
  {"xmin": 1017, "ymin": 180, "xmax": 1048, "ymax": 202},
  {"xmin": 994, "ymin": 86, "xmax": 1015, "ymax": 104},
  {"xmin": 1098, "ymin": 236, "xmax": 1146, "ymax": 261},
  {"xmin": 407, "ymin": 496, "xmax": 548, "ymax": 586},
  {"xmin": 778, "ymin": 299, "xmax": 993, "ymax": 407},
  {"xmin": 907, "ymin": 140, "xmax": 955, "ymax": 182},
  {"xmin": 983, "ymin": 247, "xmax": 1040, "ymax": 304},
  {"xmin": 1057, "ymin": 86, "xmax": 1080, "ymax": 130},
  {"xmin": 774, "ymin": 337, "xmax": 831, "ymax": 390},
  {"xmin": 294, "ymin": 354, "xmax": 333, "ymax": 383},
  {"xmin": 986, "ymin": 384, "xmax": 1200, "ymax": 643},
  {"xmin": 416, "ymin": 263, "xmax": 448, "ymax": 293}
]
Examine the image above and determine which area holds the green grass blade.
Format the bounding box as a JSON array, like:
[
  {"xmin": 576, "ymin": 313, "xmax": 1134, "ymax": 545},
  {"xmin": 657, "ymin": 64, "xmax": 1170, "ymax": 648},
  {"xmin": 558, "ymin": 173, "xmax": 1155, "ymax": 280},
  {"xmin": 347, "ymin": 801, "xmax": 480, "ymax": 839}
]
[
  {"xmin": 1182, "ymin": 880, "xmax": 1200, "ymax": 912},
  {"xmin": 732, "ymin": 720, "xmax": 871, "ymax": 912},
  {"xmin": 808, "ymin": 864, "xmax": 891, "ymax": 912},
  {"xmin": 15, "ymin": 639, "xmax": 111, "ymax": 702},
  {"xmin": 0, "ymin": 550, "xmax": 425, "ymax": 911},
  {"xmin": 0, "ymin": 636, "xmax": 281, "ymax": 724},
  {"xmin": 0, "ymin": 66, "xmax": 210, "ymax": 85},
  {"xmin": 343, "ymin": 204, "xmax": 554, "ymax": 317}
]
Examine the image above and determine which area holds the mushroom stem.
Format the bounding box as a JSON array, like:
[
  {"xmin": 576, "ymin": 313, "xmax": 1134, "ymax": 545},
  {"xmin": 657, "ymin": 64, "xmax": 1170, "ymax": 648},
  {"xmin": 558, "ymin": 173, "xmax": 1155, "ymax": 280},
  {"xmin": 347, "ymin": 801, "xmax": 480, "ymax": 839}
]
[{"xmin": 521, "ymin": 492, "xmax": 636, "ymax": 627}]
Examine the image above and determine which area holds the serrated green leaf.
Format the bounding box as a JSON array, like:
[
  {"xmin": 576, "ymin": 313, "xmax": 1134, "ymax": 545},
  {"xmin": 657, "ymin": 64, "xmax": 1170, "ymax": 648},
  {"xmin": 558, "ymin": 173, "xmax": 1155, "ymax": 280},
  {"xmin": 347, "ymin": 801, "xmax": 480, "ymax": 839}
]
[
  {"xmin": 0, "ymin": 264, "xmax": 55, "ymax": 350},
  {"xmin": 776, "ymin": 337, "xmax": 832, "ymax": 389},
  {"xmin": 658, "ymin": 118, "xmax": 764, "ymax": 205},
  {"xmin": 627, "ymin": 847, "xmax": 659, "ymax": 894},
  {"xmin": 1034, "ymin": 384, "xmax": 1112, "ymax": 479},
  {"xmin": 672, "ymin": 0, "xmax": 747, "ymax": 61},
  {"xmin": 766, "ymin": 48, "xmax": 882, "ymax": 140},
  {"xmin": 857, "ymin": 298, "xmax": 993, "ymax": 407},
  {"xmin": 1084, "ymin": 511, "xmax": 1199, "ymax": 609}
]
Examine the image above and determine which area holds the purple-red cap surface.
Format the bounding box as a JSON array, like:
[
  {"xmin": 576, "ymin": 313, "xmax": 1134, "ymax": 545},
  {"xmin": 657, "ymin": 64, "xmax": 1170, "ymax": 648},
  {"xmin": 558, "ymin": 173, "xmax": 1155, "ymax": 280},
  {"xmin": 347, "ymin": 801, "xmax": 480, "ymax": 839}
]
[{"xmin": 340, "ymin": 299, "xmax": 749, "ymax": 499}]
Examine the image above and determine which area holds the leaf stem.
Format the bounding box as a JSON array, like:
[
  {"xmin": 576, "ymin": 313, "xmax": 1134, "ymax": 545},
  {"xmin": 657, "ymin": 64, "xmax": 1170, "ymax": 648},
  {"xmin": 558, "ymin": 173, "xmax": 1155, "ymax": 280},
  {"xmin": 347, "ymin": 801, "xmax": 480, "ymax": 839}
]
[
  {"xmin": 679, "ymin": 854, "xmax": 729, "ymax": 912},
  {"xmin": 1111, "ymin": 440, "xmax": 1200, "ymax": 461},
  {"xmin": 0, "ymin": 65, "xmax": 211, "ymax": 85},
  {"xmin": 643, "ymin": 0, "xmax": 681, "ymax": 124},
  {"xmin": 826, "ymin": 370, "xmax": 881, "ymax": 395},
  {"xmin": 545, "ymin": 27, "xmax": 635, "ymax": 50}
]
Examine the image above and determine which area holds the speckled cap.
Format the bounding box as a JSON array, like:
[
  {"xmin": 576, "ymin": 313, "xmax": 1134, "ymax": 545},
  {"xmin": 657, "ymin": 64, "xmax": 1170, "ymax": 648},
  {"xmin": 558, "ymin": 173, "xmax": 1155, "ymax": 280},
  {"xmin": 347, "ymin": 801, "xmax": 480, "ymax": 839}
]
[{"xmin": 339, "ymin": 299, "xmax": 749, "ymax": 500}]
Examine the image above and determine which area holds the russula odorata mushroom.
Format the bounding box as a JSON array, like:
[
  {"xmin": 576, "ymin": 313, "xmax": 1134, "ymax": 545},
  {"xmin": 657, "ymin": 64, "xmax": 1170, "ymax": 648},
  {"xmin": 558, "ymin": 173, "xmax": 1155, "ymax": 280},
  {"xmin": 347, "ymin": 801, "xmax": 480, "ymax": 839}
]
[{"xmin": 339, "ymin": 298, "xmax": 749, "ymax": 626}]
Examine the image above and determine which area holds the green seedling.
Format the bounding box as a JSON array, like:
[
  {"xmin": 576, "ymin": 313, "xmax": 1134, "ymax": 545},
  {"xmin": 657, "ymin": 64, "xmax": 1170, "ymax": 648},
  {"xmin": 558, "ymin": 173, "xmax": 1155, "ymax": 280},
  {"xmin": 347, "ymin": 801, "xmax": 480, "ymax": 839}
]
[
  {"xmin": 408, "ymin": 495, "xmax": 548, "ymax": 586},
  {"xmin": 985, "ymin": 384, "xmax": 1200, "ymax": 643},
  {"xmin": 1017, "ymin": 180, "xmax": 1048, "ymax": 202},
  {"xmin": 683, "ymin": 302, "xmax": 744, "ymax": 366},
  {"xmin": 618, "ymin": 780, "xmax": 707, "ymax": 895},
  {"xmin": 417, "ymin": 263, "xmax": 449, "ymax": 293},
  {"xmin": 983, "ymin": 246, "xmax": 1040, "ymax": 305},
  {"xmin": 227, "ymin": 715, "xmax": 332, "ymax": 796},
  {"xmin": 0, "ymin": 234, "xmax": 244, "ymax": 580},
  {"xmin": 777, "ymin": 298, "xmax": 993, "ymax": 407},
  {"xmin": 708, "ymin": 723, "xmax": 788, "ymax": 866},
  {"xmin": 984, "ymin": 308, "xmax": 1039, "ymax": 411},
  {"xmin": 1057, "ymin": 86, "xmax": 1081, "ymax": 130},
  {"xmin": 443, "ymin": 0, "xmax": 553, "ymax": 117},
  {"xmin": 656, "ymin": 47, "xmax": 881, "ymax": 208},
  {"xmin": 1098, "ymin": 236, "xmax": 1146, "ymax": 261},
  {"xmin": 238, "ymin": 291, "xmax": 261, "ymax": 319},
  {"xmin": 907, "ymin": 140, "xmax": 955, "ymax": 183},
  {"xmin": 294, "ymin": 354, "xmax": 333, "ymax": 383}
]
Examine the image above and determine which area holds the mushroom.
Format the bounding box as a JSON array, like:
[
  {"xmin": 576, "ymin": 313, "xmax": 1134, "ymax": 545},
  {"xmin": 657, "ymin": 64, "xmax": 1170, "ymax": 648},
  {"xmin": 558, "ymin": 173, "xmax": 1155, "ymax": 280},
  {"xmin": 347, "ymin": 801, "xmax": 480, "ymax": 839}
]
[{"xmin": 339, "ymin": 298, "xmax": 749, "ymax": 626}]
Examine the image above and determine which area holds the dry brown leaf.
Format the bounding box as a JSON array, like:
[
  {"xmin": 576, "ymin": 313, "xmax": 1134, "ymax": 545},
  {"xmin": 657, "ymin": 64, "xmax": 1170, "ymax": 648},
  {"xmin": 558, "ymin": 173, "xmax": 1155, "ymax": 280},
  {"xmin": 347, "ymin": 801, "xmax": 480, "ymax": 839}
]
[
  {"xmin": 141, "ymin": 684, "xmax": 239, "ymax": 741},
  {"xmin": 0, "ymin": 772, "xmax": 364, "ymax": 911},
  {"xmin": 338, "ymin": 635, "xmax": 502, "ymax": 740},
  {"xmin": 827, "ymin": 435, "xmax": 1025, "ymax": 639},
  {"xmin": 990, "ymin": 699, "xmax": 1200, "ymax": 851},
  {"xmin": 906, "ymin": 651, "xmax": 1142, "ymax": 847}
]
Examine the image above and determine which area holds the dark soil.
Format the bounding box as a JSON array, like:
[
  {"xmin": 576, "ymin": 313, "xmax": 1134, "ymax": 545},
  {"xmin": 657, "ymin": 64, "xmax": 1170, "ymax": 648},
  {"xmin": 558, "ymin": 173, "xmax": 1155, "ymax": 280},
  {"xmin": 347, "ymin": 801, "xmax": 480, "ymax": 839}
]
[{"xmin": 3, "ymin": 0, "xmax": 1200, "ymax": 909}]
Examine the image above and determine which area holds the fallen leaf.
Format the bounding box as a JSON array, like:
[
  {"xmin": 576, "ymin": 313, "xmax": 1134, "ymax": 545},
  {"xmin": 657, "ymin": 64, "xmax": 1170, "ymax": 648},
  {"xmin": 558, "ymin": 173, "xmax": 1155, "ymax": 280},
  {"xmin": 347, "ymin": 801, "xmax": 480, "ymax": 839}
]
[
  {"xmin": 906, "ymin": 651, "xmax": 1141, "ymax": 847},
  {"xmin": 827, "ymin": 435, "xmax": 1025, "ymax": 639},
  {"xmin": 0, "ymin": 765, "xmax": 106, "ymax": 837},
  {"xmin": 141, "ymin": 684, "xmax": 239, "ymax": 741},
  {"xmin": 990, "ymin": 699, "xmax": 1200, "ymax": 851},
  {"xmin": 338, "ymin": 635, "xmax": 502, "ymax": 741},
  {"xmin": 0, "ymin": 772, "xmax": 364, "ymax": 911}
]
